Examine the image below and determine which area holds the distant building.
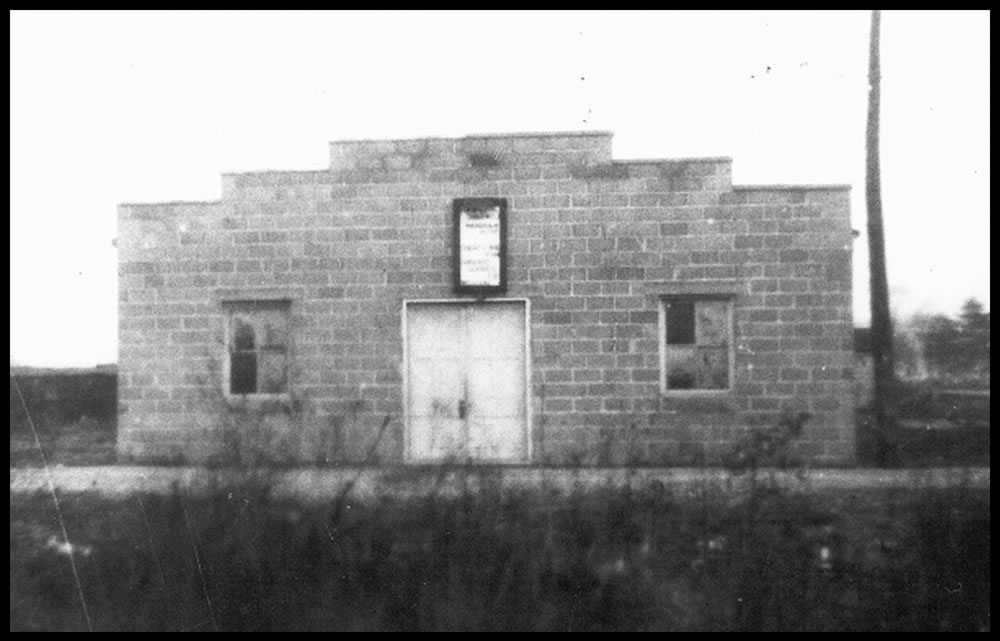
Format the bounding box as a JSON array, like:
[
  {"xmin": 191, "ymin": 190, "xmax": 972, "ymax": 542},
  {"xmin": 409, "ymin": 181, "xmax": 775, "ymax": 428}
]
[{"xmin": 117, "ymin": 131, "xmax": 855, "ymax": 466}]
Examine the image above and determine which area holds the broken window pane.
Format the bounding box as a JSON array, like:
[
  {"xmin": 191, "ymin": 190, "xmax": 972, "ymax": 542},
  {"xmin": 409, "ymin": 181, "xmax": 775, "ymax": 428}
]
[
  {"xmin": 665, "ymin": 346, "xmax": 729, "ymax": 390},
  {"xmin": 233, "ymin": 318, "xmax": 256, "ymax": 351},
  {"xmin": 258, "ymin": 349, "xmax": 288, "ymax": 394},
  {"xmin": 260, "ymin": 313, "xmax": 288, "ymax": 348},
  {"xmin": 696, "ymin": 301, "xmax": 729, "ymax": 347},
  {"xmin": 696, "ymin": 346, "xmax": 729, "ymax": 389},
  {"xmin": 230, "ymin": 352, "xmax": 257, "ymax": 394},
  {"xmin": 666, "ymin": 300, "xmax": 695, "ymax": 345},
  {"xmin": 665, "ymin": 346, "xmax": 698, "ymax": 389}
]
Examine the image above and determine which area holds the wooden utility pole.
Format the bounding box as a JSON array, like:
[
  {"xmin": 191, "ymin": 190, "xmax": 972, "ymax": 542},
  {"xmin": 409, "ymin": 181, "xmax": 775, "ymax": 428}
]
[{"xmin": 866, "ymin": 9, "xmax": 896, "ymax": 464}]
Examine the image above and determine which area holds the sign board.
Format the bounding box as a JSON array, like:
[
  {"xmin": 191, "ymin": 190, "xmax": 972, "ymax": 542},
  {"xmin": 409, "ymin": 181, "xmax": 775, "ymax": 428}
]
[{"xmin": 453, "ymin": 198, "xmax": 508, "ymax": 294}]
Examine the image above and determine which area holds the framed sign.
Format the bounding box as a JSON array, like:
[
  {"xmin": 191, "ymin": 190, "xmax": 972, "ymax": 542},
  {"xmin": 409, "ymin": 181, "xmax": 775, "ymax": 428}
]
[{"xmin": 453, "ymin": 197, "xmax": 508, "ymax": 295}]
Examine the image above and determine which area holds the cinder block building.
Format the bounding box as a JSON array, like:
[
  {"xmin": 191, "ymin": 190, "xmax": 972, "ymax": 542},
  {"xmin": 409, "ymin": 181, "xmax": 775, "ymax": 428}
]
[{"xmin": 117, "ymin": 131, "xmax": 855, "ymax": 466}]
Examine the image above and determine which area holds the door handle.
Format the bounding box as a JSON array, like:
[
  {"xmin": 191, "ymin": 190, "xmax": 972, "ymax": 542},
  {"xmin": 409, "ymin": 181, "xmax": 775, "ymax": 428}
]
[{"xmin": 458, "ymin": 399, "xmax": 467, "ymax": 420}]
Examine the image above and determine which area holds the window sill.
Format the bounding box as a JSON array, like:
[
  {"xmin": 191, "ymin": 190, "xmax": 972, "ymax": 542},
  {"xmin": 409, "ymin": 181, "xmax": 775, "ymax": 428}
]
[
  {"xmin": 661, "ymin": 389, "xmax": 732, "ymax": 397},
  {"xmin": 225, "ymin": 393, "xmax": 293, "ymax": 412},
  {"xmin": 660, "ymin": 390, "xmax": 736, "ymax": 413}
]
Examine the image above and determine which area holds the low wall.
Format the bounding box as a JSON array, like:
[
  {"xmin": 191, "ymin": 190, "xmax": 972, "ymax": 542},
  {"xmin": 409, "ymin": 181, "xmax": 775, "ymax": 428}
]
[{"xmin": 9, "ymin": 466, "xmax": 990, "ymax": 503}]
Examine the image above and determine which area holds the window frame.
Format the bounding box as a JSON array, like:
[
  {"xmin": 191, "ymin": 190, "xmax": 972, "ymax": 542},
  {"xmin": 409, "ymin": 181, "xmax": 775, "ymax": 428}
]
[
  {"xmin": 659, "ymin": 294, "xmax": 736, "ymax": 396},
  {"xmin": 221, "ymin": 299, "xmax": 292, "ymax": 403}
]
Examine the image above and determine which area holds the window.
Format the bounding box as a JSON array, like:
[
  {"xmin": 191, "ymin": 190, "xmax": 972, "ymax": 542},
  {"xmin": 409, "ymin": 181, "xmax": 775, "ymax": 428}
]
[
  {"xmin": 660, "ymin": 297, "xmax": 733, "ymax": 392},
  {"xmin": 224, "ymin": 301, "xmax": 290, "ymax": 396}
]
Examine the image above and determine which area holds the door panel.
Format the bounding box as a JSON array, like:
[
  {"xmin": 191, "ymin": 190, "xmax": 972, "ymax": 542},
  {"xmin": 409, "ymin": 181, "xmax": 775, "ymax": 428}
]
[
  {"xmin": 465, "ymin": 304, "xmax": 524, "ymax": 357},
  {"xmin": 408, "ymin": 353, "xmax": 466, "ymax": 461},
  {"xmin": 406, "ymin": 301, "xmax": 527, "ymax": 463},
  {"xmin": 407, "ymin": 304, "xmax": 467, "ymax": 461},
  {"xmin": 408, "ymin": 304, "xmax": 465, "ymax": 358},
  {"xmin": 409, "ymin": 416, "xmax": 466, "ymax": 461},
  {"xmin": 408, "ymin": 358, "xmax": 465, "ymax": 415},
  {"xmin": 465, "ymin": 356, "xmax": 524, "ymax": 418},
  {"xmin": 467, "ymin": 417, "xmax": 526, "ymax": 461}
]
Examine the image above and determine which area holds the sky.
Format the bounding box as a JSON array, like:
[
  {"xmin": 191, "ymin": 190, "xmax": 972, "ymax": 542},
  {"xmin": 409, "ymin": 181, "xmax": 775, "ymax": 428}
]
[{"xmin": 10, "ymin": 10, "xmax": 990, "ymax": 367}]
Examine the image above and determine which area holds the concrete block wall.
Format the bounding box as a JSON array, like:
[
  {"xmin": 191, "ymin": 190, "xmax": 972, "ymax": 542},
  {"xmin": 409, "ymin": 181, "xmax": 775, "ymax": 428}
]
[{"xmin": 118, "ymin": 131, "xmax": 854, "ymax": 466}]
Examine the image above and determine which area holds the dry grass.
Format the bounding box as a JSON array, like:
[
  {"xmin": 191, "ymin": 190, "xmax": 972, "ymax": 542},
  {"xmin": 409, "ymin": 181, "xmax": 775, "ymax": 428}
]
[
  {"xmin": 9, "ymin": 417, "xmax": 117, "ymax": 468},
  {"xmin": 9, "ymin": 473, "xmax": 991, "ymax": 632}
]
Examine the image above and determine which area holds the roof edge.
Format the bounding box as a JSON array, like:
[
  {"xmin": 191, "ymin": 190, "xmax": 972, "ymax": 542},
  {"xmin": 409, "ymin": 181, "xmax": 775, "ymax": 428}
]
[
  {"xmin": 328, "ymin": 130, "xmax": 615, "ymax": 144},
  {"xmin": 613, "ymin": 156, "xmax": 733, "ymax": 165},
  {"xmin": 119, "ymin": 200, "xmax": 222, "ymax": 207},
  {"xmin": 732, "ymin": 184, "xmax": 852, "ymax": 192}
]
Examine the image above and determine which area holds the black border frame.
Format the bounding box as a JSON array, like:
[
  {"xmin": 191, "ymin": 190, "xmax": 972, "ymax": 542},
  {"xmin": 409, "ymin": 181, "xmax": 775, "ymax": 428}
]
[{"xmin": 452, "ymin": 197, "xmax": 508, "ymax": 295}]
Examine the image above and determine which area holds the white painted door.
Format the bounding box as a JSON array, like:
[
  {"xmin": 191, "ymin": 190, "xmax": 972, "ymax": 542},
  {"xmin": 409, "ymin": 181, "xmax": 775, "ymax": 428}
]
[{"xmin": 406, "ymin": 302, "xmax": 527, "ymax": 463}]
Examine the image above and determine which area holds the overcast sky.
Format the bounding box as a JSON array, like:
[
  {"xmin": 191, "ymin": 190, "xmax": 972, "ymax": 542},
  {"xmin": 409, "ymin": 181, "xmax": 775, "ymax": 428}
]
[{"xmin": 10, "ymin": 10, "xmax": 990, "ymax": 367}]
